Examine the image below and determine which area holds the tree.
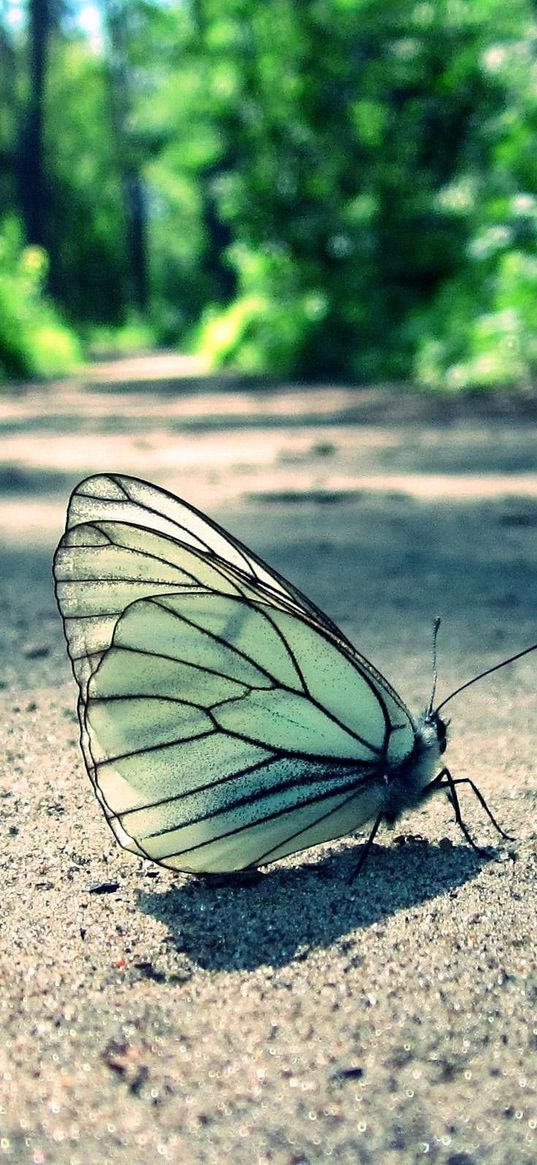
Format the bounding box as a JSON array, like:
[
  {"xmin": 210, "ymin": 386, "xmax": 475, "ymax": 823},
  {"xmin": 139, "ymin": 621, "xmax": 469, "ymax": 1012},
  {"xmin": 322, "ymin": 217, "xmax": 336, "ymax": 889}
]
[
  {"xmin": 17, "ymin": 0, "xmax": 52, "ymax": 251},
  {"xmin": 99, "ymin": 0, "xmax": 149, "ymax": 312}
]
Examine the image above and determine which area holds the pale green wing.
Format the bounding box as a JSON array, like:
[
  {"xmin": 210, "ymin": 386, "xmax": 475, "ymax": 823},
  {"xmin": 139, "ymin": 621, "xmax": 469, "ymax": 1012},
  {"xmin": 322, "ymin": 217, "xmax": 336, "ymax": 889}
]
[
  {"xmin": 63, "ymin": 472, "xmax": 348, "ymax": 636},
  {"xmin": 54, "ymin": 518, "xmax": 252, "ymax": 695},
  {"xmin": 54, "ymin": 473, "xmax": 418, "ymax": 871},
  {"xmin": 54, "ymin": 473, "xmax": 415, "ymax": 732},
  {"xmin": 81, "ymin": 591, "xmax": 415, "ymax": 872}
]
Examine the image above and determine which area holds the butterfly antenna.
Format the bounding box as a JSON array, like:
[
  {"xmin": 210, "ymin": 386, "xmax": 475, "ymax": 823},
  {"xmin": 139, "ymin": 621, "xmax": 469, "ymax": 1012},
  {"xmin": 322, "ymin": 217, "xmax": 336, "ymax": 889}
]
[
  {"xmin": 426, "ymin": 616, "xmax": 441, "ymax": 718},
  {"xmin": 434, "ymin": 639, "xmax": 537, "ymax": 715}
]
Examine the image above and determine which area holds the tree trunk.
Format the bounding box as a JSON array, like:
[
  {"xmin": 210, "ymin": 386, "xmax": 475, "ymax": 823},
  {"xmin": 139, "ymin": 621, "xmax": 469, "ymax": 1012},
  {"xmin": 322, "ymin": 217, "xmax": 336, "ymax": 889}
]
[
  {"xmin": 0, "ymin": 6, "xmax": 18, "ymax": 209},
  {"xmin": 100, "ymin": 0, "xmax": 150, "ymax": 313},
  {"xmin": 17, "ymin": 0, "xmax": 51, "ymax": 248},
  {"xmin": 123, "ymin": 167, "xmax": 149, "ymax": 311}
]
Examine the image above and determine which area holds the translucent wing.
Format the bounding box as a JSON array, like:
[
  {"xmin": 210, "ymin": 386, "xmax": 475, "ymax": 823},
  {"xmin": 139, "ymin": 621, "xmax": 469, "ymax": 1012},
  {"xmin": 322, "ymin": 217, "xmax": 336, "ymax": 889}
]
[
  {"xmin": 54, "ymin": 474, "xmax": 417, "ymax": 872},
  {"xmin": 63, "ymin": 471, "xmax": 347, "ymax": 637},
  {"xmin": 81, "ymin": 592, "xmax": 415, "ymax": 872},
  {"xmin": 55, "ymin": 473, "xmax": 409, "ymax": 706}
]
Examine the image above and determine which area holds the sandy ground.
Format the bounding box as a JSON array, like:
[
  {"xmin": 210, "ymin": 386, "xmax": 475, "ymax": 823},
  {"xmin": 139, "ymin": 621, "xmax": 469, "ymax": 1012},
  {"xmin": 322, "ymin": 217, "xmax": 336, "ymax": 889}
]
[{"xmin": 0, "ymin": 360, "xmax": 536, "ymax": 1164}]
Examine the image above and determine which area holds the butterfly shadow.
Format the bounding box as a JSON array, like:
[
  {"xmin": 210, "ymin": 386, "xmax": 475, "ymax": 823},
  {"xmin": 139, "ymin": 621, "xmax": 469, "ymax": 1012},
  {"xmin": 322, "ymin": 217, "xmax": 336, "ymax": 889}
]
[{"xmin": 136, "ymin": 839, "xmax": 494, "ymax": 974}]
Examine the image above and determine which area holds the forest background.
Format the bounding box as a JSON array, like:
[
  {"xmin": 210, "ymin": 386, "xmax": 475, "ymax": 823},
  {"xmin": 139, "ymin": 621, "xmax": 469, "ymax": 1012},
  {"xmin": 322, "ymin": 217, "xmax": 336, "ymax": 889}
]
[{"xmin": 2, "ymin": 0, "xmax": 537, "ymax": 389}]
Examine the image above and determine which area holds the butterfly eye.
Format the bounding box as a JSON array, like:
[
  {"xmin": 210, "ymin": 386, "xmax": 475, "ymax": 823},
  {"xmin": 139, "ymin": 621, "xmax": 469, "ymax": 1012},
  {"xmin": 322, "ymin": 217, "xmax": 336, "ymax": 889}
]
[
  {"xmin": 437, "ymin": 717, "xmax": 448, "ymax": 754},
  {"xmin": 427, "ymin": 711, "xmax": 448, "ymax": 753}
]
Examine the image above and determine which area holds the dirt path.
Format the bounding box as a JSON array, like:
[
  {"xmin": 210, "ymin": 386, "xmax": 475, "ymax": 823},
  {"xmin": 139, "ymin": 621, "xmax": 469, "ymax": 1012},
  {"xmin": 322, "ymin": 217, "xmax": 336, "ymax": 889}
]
[{"xmin": 1, "ymin": 360, "xmax": 536, "ymax": 1163}]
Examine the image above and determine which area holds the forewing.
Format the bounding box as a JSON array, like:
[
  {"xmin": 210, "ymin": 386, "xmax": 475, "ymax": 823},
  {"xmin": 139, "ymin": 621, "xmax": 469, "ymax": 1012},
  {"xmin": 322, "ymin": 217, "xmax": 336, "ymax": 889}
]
[
  {"xmin": 81, "ymin": 591, "xmax": 414, "ymax": 872},
  {"xmin": 55, "ymin": 474, "xmax": 416, "ymax": 740},
  {"xmin": 54, "ymin": 518, "xmax": 252, "ymax": 694},
  {"xmin": 62, "ymin": 473, "xmax": 347, "ymax": 640}
]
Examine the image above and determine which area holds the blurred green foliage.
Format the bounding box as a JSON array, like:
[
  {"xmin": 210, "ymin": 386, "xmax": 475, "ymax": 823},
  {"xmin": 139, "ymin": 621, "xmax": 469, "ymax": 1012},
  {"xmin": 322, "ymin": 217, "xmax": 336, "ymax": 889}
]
[
  {"xmin": 1, "ymin": 0, "xmax": 537, "ymax": 385},
  {"xmin": 0, "ymin": 217, "xmax": 81, "ymax": 380}
]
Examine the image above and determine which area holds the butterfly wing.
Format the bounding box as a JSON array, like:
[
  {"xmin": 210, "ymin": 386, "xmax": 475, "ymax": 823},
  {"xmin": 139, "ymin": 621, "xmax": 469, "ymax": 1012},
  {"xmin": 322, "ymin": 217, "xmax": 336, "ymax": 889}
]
[
  {"xmin": 62, "ymin": 472, "xmax": 348, "ymax": 635},
  {"xmin": 54, "ymin": 474, "xmax": 417, "ymax": 872},
  {"xmin": 55, "ymin": 473, "xmax": 410, "ymax": 702}
]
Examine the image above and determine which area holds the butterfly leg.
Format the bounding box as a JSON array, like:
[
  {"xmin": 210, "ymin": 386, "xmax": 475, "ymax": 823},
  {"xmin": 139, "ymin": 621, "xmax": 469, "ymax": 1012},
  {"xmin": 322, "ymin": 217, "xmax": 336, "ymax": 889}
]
[
  {"xmin": 434, "ymin": 767, "xmax": 514, "ymax": 850},
  {"xmin": 348, "ymin": 812, "xmax": 384, "ymax": 883},
  {"xmin": 446, "ymin": 774, "xmax": 515, "ymax": 842}
]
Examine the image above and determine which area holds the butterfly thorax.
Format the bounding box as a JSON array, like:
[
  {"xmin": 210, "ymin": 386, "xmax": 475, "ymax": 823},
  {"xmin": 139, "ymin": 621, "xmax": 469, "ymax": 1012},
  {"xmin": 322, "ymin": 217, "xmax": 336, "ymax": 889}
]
[{"xmin": 382, "ymin": 712, "xmax": 447, "ymax": 825}]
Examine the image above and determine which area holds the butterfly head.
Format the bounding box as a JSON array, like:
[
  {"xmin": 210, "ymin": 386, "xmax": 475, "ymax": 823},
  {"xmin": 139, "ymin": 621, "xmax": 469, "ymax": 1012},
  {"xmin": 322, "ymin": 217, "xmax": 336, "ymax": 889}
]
[
  {"xmin": 382, "ymin": 707, "xmax": 448, "ymax": 824},
  {"xmin": 423, "ymin": 708, "xmax": 448, "ymax": 755}
]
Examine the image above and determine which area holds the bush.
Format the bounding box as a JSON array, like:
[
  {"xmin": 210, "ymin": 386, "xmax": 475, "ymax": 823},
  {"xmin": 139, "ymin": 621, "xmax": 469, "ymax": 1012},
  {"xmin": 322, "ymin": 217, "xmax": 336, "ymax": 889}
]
[
  {"xmin": 0, "ymin": 218, "xmax": 82, "ymax": 382},
  {"xmin": 415, "ymin": 247, "xmax": 537, "ymax": 390},
  {"xmin": 197, "ymin": 243, "xmax": 329, "ymax": 374}
]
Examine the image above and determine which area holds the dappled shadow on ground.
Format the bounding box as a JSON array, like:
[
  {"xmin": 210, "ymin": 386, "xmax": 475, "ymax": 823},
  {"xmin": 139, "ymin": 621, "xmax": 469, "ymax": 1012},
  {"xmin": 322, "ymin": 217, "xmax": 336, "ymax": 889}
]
[
  {"xmin": 0, "ymin": 465, "xmax": 75, "ymax": 495},
  {"xmin": 137, "ymin": 840, "xmax": 487, "ymax": 973}
]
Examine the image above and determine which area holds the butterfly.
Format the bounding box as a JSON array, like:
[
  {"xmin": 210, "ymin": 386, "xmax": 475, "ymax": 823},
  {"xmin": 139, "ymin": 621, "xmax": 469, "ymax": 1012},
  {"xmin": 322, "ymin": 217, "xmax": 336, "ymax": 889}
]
[{"xmin": 53, "ymin": 473, "xmax": 535, "ymax": 878}]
